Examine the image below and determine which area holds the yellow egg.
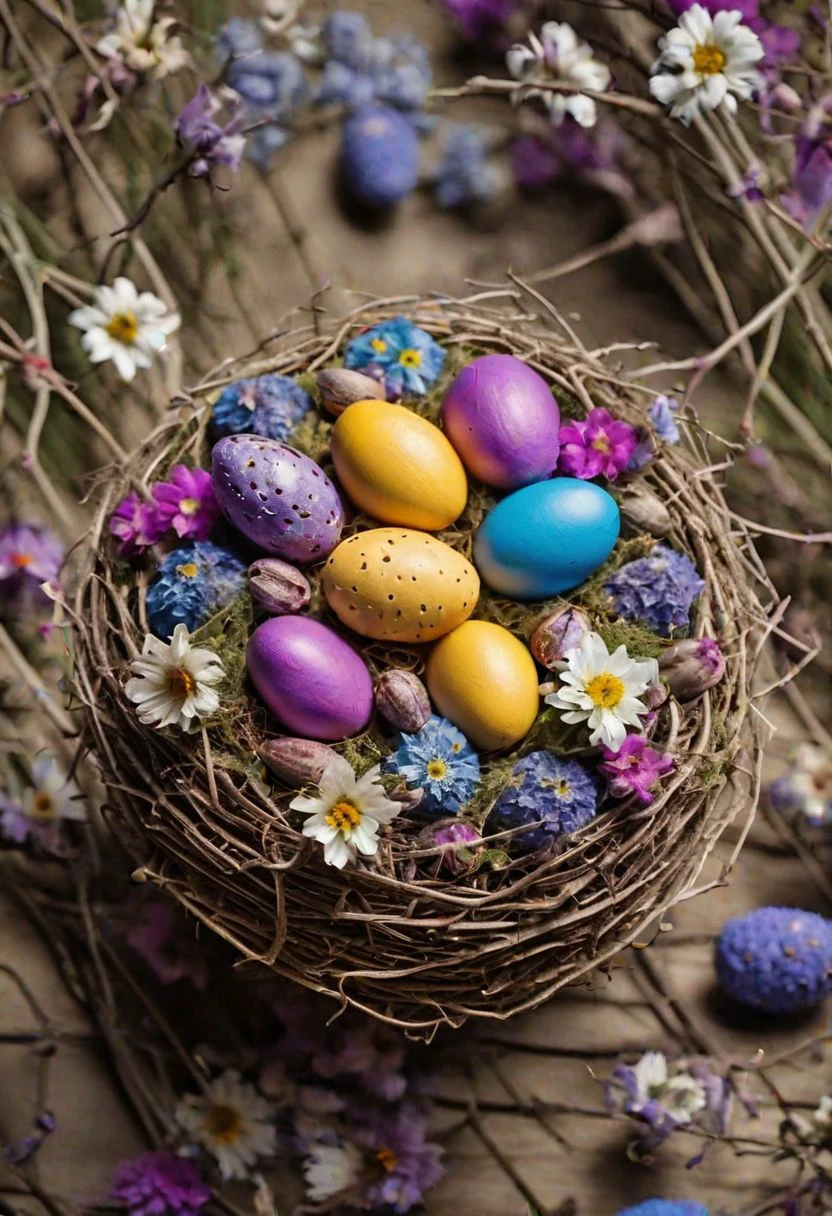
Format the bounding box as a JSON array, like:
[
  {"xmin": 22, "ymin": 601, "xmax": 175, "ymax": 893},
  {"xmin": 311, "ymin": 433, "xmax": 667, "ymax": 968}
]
[
  {"xmin": 331, "ymin": 399, "xmax": 468, "ymax": 530},
  {"xmin": 322, "ymin": 528, "xmax": 479, "ymax": 643},
  {"xmin": 426, "ymin": 620, "xmax": 539, "ymax": 750}
]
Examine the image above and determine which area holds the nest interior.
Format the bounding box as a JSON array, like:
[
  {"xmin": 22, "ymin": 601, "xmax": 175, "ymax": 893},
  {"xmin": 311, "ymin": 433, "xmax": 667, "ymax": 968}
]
[{"xmin": 71, "ymin": 289, "xmax": 773, "ymax": 1034}]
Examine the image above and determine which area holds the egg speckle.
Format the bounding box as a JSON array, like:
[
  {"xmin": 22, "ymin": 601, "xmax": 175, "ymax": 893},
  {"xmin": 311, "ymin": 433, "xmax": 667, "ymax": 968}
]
[
  {"xmin": 332, "ymin": 399, "xmax": 468, "ymax": 530},
  {"xmin": 426, "ymin": 621, "xmax": 539, "ymax": 750},
  {"xmin": 474, "ymin": 477, "xmax": 620, "ymax": 600},
  {"xmin": 322, "ymin": 528, "xmax": 479, "ymax": 643}
]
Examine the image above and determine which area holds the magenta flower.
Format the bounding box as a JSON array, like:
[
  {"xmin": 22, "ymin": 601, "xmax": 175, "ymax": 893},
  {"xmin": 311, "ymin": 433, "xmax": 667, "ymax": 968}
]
[
  {"xmin": 111, "ymin": 1152, "xmax": 211, "ymax": 1216},
  {"xmin": 557, "ymin": 407, "xmax": 638, "ymax": 481},
  {"xmin": 109, "ymin": 492, "xmax": 166, "ymax": 556},
  {"xmin": 0, "ymin": 522, "xmax": 63, "ymax": 607},
  {"xmin": 151, "ymin": 466, "xmax": 220, "ymax": 541},
  {"xmin": 601, "ymin": 735, "xmax": 674, "ymax": 806}
]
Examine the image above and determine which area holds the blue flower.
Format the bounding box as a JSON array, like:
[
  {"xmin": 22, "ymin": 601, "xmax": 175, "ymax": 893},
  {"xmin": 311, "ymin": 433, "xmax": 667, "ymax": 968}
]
[
  {"xmin": 488, "ymin": 752, "xmax": 600, "ymax": 851},
  {"xmin": 344, "ymin": 316, "xmax": 446, "ymax": 395},
  {"xmin": 321, "ymin": 11, "xmax": 374, "ymax": 69},
  {"xmin": 433, "ymin": 124, "xmax": 502, "ymax": 209},
  {"xmin": 216, "ymin": 17, "xmax": 264, "ymax": 61},
  {"xmin": 146, "ymin": 542, "xmax": 246, "ymax": 640},
  {"xmin": 650, "ymin": 395, "xmax": 681, "ymax": 444},
  {"xmin": 316, "ymin": 14, "xmax": 431, "ymax": 112},
  {"xmin": 715, "ymin": 906, "xmax": 832, "ymax": 1014},
  {"xmin": 604, "ymin": 545, "xmax": 705, "ymax": 638},
  {"xmin": 616, "ymin": 1203, "xmax": 708, "ymax": 1216},
  {"xmin": 215, "ymin": 27, "xmax": 307, "ymax": 169},
  {"xmin": 211, "ymin": 374, "xmax": 313, "ymax": 441},
  {"xmin": 384, "ymin": 715, "xmax": 480, "ymax": 814}
]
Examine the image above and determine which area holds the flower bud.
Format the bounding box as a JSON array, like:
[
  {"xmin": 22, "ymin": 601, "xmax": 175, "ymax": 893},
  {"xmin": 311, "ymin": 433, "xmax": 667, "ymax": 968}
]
[
  {"xmin": 316, "ymin": 368, "xmax": 387, "ymax": 417},
  {"xmin": 415, "ymin": 818, "xmax": 481, "ymax": 876},
  {"xmin": 659, "ymin": 636, "xmax": 726, "ymax": 702},
  {"xmin": 530, "ymin": 605, "xmax": 591, "ymax": 669},
  {"xmin": 248, "ymin": 558, "xmax": 311, "ymax": 615},
  {"xmin": 259, "ymin": 737, "xmax": 339, "ymax": 787},
  {"xmin": 375, "ymin": 669, "xmax": 431, "ymax": 734},
  {"xmin": 619, "ymin": 483, "xmax": 673, "ymax": 537},
  {"xmin": 389, "ymin": 781, "xmax": 425, "ymax": 812}
]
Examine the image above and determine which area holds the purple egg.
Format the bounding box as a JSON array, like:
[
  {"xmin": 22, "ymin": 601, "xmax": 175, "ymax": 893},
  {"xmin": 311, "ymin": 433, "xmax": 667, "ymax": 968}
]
[
  {"xmin": 440, "ymin": 354, "xmax": 560, "ymax": 490},
  {"xmin": 212, "ymin": 435, "xmax": 344, "ymax": 563},
  {"xmin": 247, "ymin": 616, "xmax": 373, "ymax": 741}
]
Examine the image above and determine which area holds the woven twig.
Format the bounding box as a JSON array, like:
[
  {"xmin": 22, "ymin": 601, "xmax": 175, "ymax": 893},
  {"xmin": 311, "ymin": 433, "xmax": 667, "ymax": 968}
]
[{"xmin": 69, "ymin": 287, "xmax": 775, "ymax": 1034}]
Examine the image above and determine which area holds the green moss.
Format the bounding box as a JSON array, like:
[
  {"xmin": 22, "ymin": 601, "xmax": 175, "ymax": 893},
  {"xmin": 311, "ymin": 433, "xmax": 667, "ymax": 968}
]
[{"xmin": 595, "ymin": 618, "xmax": 665, "ymax": 660}]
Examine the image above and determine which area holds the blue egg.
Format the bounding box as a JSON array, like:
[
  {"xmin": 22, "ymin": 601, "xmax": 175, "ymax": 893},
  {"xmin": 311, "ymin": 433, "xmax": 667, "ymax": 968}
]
[
  {"xmin": 340, "ymin": 105, "xmax": 419, "ymax": 208},
  {"xmin": 473, "ymin": 478, "xmax": 620, "ymax": 600}
]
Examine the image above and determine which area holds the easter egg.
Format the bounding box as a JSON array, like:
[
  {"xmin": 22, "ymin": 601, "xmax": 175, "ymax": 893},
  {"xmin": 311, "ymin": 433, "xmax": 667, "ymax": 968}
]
[
  {"xmin": 331, "ymin": 400, "xmax": 468, "ymax": 530},
  {"xmin": 440, "ymin": 354, "xmax": 560, "ymax": 490},
  {"xmin": 340, "ymin": 105, "xmax": 419, "ymax": 208},
  {"xmin": 473, "ymin": 478, "xmax": 620, "ymax": 600},
  {"xmin": 322, "ymin": 528, "xmax": 479, "ymax": 643},
  {"xmin": 212, "ymin": 435, "xmax": 344, "ymax": 563},
  {"xmin": 247, "ymin": 615, "xmax": 373, "ymax": 741},
  {"xmin": 426, "ymin": 621, "xmax": 539, "ymax": 750}
]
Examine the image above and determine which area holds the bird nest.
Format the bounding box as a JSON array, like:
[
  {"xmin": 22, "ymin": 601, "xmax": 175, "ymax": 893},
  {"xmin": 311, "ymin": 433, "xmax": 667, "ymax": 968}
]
[{"xmin": 70, "ymin": 288, "xmax": 772, "ymax": 1034}]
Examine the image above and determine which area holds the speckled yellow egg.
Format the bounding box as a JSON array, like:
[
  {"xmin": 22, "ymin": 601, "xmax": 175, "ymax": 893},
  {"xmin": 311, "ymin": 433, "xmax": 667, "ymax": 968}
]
[
  {"xmin": 331, "ymin": 400, "xmax": 468, "ymax": 530},
  {"xmin": 426, "ymin": 621, "xmax": 539, "ymax": 750},
  {"xmin": 322, "ymin": 528, "xmax": 479, "ymax": 643}
]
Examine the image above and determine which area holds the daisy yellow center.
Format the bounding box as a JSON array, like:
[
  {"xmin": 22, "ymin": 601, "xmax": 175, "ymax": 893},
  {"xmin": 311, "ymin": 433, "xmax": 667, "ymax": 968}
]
[
  {"xmin": 29, "ymin": 792, "xmax": 57, "ymax": 823},
  {"xmin": 10, "ymin": 551, "xmax": 33, "ymax": 568},
  {"xmin": 691, "ymin": 43, "xmax": 726, "ymax": 76},
  {"xmin": 375, "ymin": 1148, "xmax": 398, "ymax": 1173},
  {"xmin": 370, "ymin": 337, "xmax": 388, "ymax": 353},
  {"xmin": 326, "ymin": 800, "xmax": 362, "ymax": 831},
  {"xmin": 166, "ymin": 667, "xmax": 196, "ymax": 701},
  {"xmin": 427, "ymin": 758, "xmax": 448, "ymax": 780},
  {"xmin": 176, "ymin": 562, "xmax": 199, "ymax": 578},
  {"xmin": 179, "ymin": 497, "xmax": 200, "ymax": 516},
  {"xmin": 106, "ymin": 311, "xmax": 139, "ymax": 345},
  {"xmin": 585, "ymin": 672, "xmax": 626, "ymax": 709},
  {"xmin": 592, "ymin": 434, "xmax": 611, "ymax": 453},
  {"xmin": 451, "ymin": 741, "xmax": 463, "ymax": 754},
  {"xmin": 399, "ymin": 348, "xmax": 422, "ymax": 368},
  {"xmin": 203, "ymin": 1103, "xmax": 243, "ymax": 1144}
]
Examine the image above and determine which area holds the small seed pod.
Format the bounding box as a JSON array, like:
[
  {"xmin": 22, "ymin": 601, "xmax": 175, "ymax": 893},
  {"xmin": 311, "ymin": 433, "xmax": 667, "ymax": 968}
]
[
  {"xmin": 259, "ymin": 737, "xmax": 339, "ymax": 787},
  {"xmin": 530, "ymin": 605, "xmax": 591, "ymax": 669},
  {"xmin": 619, "ymin": 483, "xmax": 673, "ymax": 538},
  {"xmin": 316, "ymin": 368, "xmax": 387, "ymax": 418},
  {"xmin": 375, "ymin": 669, "xmax": 431, "ymax": 734},
  {"xmin": 248, "ymin": 558, "xmax": 312, "ymax": 615},
  {"xmin": 659, "ymin": 637, "xmax": 726, "ymax": 702}
]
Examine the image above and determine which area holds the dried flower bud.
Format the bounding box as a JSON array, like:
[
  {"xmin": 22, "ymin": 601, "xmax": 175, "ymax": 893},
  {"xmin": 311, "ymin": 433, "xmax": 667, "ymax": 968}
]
[
  {"xmin": 259, "ymin": 737, "xmax": 339, "ymax": 787},
  {"xmin": 619, "ymin": 484, "xmax": 673, "ymax": 537},
  {"xmin": 530, "ymin": 606, "xmax": 591, "ymax": 669},
  {"xmin": 375, "ymin": 669, "xmax": 431, "ymax": 734},
  {"xmin": 415, "ymin": 818, "xmax": 482, "ymax": 876},
  {"xmin": 645, "ymin": 681, "xmax": 668, "ymax": 711},
  {"xmin": 316, "ymin": 368, "xmax": 387, "ymax": 417},
  {"xmin": 659, "ymin": 636, "xmax": 726, "ymax": 702},
  {"xmin": 248, "ymin": 558, "xmax": 311, "ymax": 615},
  {"xmin": 389, "ymin": 781, "xmax": 425, "ymax": 812}
]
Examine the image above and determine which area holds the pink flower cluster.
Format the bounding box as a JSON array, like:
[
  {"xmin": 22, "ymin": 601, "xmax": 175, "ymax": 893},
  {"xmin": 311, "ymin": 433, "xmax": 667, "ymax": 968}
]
[
  {"xmin": 600, "ymin": 735, "xmax": 674, "ymax": 806},
  {"xmin": 109, "ymin": 466, "xmax": 219, "ymax": 556},
  {"xmin": 557, "ymin": 407, "xmax": 638, "ymax": 481}
]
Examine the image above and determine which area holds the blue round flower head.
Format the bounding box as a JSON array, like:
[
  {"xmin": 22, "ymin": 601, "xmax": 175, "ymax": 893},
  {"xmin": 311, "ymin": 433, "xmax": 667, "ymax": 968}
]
[
  {"xmin": 488, "ymin": 752, "xmax": 600, "ymax": 851},
  {"xmin": 716, "ymin": 906, "xmax": 832, "ymax": 1014},
  {"xmin": 146, "ymin": 542, "xmax": 246, "ymax": 640},
  {"xmin": 321, "ymin": 11, "xmax": 374, "ymax": 68},
  {"xmin": 384, "ymin": 715, "xmax": 480, "ymax": 815},
  {"xmin": 434, "ymin": 124, "xmax": 501, "ymax": 209},
  {"xmin": 604, "ymin": 544, "xmax": 705, "ymax": 638},
  {"xmin": 211, "ymin": 374, "xmax": 313, "ymax": 441},
  {"xmin": 344, "ymin": 314, "xmax": 446, "ymax": 396},
  {"xmin": 340, "ymin": 106, "xmax": 420, "ymax": 211},
  {"xmin": 617, "ymin": 1203, "xmax": 708, "ymax": 1216}
]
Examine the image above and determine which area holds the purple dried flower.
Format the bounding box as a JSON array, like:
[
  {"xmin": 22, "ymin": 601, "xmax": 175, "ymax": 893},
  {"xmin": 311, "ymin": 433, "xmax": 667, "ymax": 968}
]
[
  {"xmin": 767, "ymin": 744, "xmax": 832, "ymax": 827},
  {"xmin": 557, "ymin": 407, "xmax": 638, "ymax": 481},
  {"xmin": 151, "ymin": 466, "xmax": 220, "ymax": 541},
  {"xmin": 666, "ymin": 0, "xmax": 759, "ymax": 20},
  {"xmin": 605, "ymin": 544, "xmax": 705, "ymax": 637},
  {"xmin": 488, "ymin": 752, "xmax": 600, "ymax": 851},
  {"xmin": 109, "ymin": 492, "xmax": 166, "ymax": 557},
  {"xmin": 790, "ymin": 96, "xmax": 832, "ymax": 225},
  {"xmin": 601, "ymin": 735, "xmax": 674, "ymax": 805},
  {"xmin": 0, "ymin": 522, "xmax": 63, "ymax": 608},
  {"xmin": 442, "ymin": 0, "xmax": 520, "ymax": 44},
  {"xmin": 715, "ymin": 906, "xmax": 832, "ymax": 1013},
  {"xmin": 659, "ymin": 637, "xmax": 726, "ymax": 701},
  {"xmin": 354, "ymin": 1104, "xmax": 444, "ymax": 1213},
  {"xmin": 605, "ymin": 1051, "xmax": 731, "ymax": 1156},
  {"xmin": 313, "ymin": 1021, "xmax": 407, "ymax": 1102},
  {"xmin": 650, "ymin": 395, "xmax": 681, "ymax": 443},
  {"xmin": 174, "ymin": 85, "xmax": 246, "ymax": 178},
  {"xmin": 126, "ymin": 900, "xmax": 207, "ymax": 989},
  {"xmin": 416, "ymin": 818, "xmax": 482, "ymax": 875},
  {"xmin": 4, "ymin": 1111, "xmax": 56, "ymax": 1165},
  {"xmin": 512, "ymin": 119, "xmax": 632, "ymax": 199},
  {"xmin": 111, "ymin": 1152, "xmax": 211, "ymax": 1216}
]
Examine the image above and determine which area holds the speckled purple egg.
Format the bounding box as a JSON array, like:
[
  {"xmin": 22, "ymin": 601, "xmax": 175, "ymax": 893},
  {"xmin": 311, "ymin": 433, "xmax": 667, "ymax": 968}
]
[
  {"xmin": 440, "ymin": 354, "xmax": 560, "ymax": 490},
  {"xmin": 212, "ymin": 435, "xmax": 344, "ymax": 563},
  {"xmin": 247, "ymin": 616, "xmax": 373, "ymax": 741}
]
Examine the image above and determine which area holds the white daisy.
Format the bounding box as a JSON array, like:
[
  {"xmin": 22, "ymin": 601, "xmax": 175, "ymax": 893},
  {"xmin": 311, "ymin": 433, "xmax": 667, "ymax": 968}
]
[
  {"xmin": 506, "ymin": 22, "xmax": 611, "ymax": 128},
  {"xmin": 125, "ymin": 624, "xmax": 225, "ymax": 733},
  {"xmin": 23, "ymin": 753, "xmax": 87, "ymax": 828},
  {"xmin": 544, "ymin": 631, "xmax": 659, "ymax": 750},
  {"xmin": 175, "ymin": 1069, "xmax": 277, "ymax": 1181},
  {"xmin": 303, "ymin": 1142, "xmax": 362, "ymax": 1203},
  {"xmin": 649, "ymin": 5, "xmax": 763, "ymax": 124},
  {"xmin": 628, "ymin": 1051, "xmax": 707, "ymax": 1124},
  {"xmin": 290, "ymin": 755, "xmax": 402, "ymax": 870},
  {"xmin": 68, "ymin": 277, "xmax": 180, "ymax": 383},
  {"xmin": 97, "ymin": 0, "xmax": 189, "ymax": 79}
]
